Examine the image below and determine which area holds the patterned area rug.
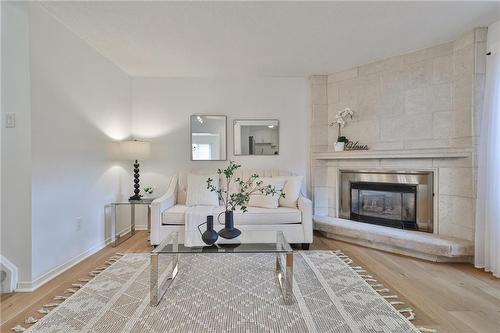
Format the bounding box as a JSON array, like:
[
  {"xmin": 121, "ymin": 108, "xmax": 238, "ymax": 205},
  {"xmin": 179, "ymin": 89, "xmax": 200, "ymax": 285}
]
[{"xmin": 26, "ymin": 252, "xmax": 420, "ymax": 333}]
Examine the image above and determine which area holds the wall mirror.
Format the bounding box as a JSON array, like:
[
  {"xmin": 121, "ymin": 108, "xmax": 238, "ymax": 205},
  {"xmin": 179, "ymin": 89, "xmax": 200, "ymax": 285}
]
[
  {"xmin": 233, "ymin": 119, "xmax": 279, "ymax": 155},
  {"xmin": 190, "ymin": 115, "xmax": 227, "ymax": 161}
]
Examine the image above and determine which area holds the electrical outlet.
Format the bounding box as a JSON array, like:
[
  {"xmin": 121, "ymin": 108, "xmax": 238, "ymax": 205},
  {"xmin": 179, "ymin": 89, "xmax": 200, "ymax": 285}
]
[
  {"xmin": 5, "ymin": 113, "xmax": 15, "ymax": 128},
  {"xmin": 76, "ymin": 217, "xmax": 82, "ymax": 231}
]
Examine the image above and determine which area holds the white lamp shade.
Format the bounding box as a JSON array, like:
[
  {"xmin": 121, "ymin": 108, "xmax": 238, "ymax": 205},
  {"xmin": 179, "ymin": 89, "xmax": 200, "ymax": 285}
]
[{"xmin": 119, "ymin": 140, "xmax": 151, "ymax": 161}]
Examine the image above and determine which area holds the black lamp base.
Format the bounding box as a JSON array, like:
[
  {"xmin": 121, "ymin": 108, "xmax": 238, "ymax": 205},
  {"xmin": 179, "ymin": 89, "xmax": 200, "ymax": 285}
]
[
  {"xmin": 129, "ymin": 194, "xmax": 142, "ymax": 201},
  {"xmin": 129, "ymin": 159, "xmax": 142, "ymax": 202}
]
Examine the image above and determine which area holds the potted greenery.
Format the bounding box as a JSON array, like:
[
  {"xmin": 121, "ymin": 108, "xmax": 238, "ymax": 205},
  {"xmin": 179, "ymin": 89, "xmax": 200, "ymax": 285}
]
[
  {"xmin": 330, "ymin": 107, "xmax": 354, "ymax": 151},
  {"xmin": 206, "ymin": 161, "xmax": 283, "ymax": 239},
  {"xmin": 143, "ymin": 185, "xmax": 155, "ymax": 199}
]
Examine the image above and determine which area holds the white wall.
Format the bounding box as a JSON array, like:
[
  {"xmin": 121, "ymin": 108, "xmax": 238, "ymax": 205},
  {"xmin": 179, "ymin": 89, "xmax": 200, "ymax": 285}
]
[
  {"xmin": 1, "ymin": 1, "xmax": 33, "ymax": 283},
  {"xmin": 28, "ymin": 4, "xmax": 131, "ymax": 285},
  {"xmin": 1, "ymin": 6, "xmax": 310, "ymax": 288},
  {"xmin": 131, "ymin": 77, "xmax": 310, "ymax": 196},
  {"xmin": 488, "ymin": 20, "xmax": 500, "ymax": 50}
]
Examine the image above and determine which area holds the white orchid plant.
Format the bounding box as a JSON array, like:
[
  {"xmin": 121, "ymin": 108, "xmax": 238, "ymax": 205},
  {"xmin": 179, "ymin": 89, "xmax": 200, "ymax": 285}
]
[{"xmin": 329, "ymin": 107, "xmax": 354, "ymax": 143}]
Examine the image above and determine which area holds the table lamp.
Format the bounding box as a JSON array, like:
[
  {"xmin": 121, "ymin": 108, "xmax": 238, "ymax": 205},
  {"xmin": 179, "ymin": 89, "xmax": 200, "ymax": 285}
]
[{"xmin": 120, "ymin": 140, "xmax": 151, "ymax": 201}]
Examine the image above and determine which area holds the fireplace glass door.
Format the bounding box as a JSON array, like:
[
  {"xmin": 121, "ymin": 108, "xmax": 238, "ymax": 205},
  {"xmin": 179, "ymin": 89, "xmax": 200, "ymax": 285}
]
[{"xmin": 351, "ymin": 182, "xmax": 417, "ymax": 230}]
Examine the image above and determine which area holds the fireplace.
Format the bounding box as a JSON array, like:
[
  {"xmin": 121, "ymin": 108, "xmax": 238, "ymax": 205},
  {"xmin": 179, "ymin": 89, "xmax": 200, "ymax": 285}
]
[{"xmin": 339, "ymin": 170, "xmax": 433, "ymax": 232}]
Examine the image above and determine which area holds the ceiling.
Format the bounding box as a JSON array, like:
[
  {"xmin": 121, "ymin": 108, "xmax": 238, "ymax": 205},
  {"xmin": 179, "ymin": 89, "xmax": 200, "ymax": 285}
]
[{"xmin": 40, "ymin": 1, "xmax": 500, "ymax": 77}]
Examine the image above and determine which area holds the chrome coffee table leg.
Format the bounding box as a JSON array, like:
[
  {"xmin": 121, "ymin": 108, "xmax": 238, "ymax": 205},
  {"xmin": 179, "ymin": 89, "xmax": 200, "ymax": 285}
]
[
  {"xmin": 150, "ymin": 252, "xmax": 179, "ymax": 306},
  {"xmin": 276, "ymin": 251, "xmax": 294, "ymax": 304}
]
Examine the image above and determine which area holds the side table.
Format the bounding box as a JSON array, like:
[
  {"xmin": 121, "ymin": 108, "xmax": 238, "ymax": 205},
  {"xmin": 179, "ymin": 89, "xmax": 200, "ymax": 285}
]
[{"xmin": 105, "ymin": 199, "xmax": 153, "ymax": 247}]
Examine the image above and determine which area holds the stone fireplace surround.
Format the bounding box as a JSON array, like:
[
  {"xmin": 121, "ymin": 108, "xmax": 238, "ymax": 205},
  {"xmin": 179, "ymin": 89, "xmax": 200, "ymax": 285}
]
[
  {"xmin": 309, "ymin": 28, "xmax": 485, "ymax": 262},
  {"xmin": 311, "ymin": 148, "xmax": 475, "ymax": 262}
]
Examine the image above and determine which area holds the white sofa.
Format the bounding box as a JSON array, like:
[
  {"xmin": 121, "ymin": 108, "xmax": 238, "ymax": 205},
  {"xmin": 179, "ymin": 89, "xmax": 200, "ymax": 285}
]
[{"xmin": 150, "ymin": 169, "xmax": 313, "ymax": 248}]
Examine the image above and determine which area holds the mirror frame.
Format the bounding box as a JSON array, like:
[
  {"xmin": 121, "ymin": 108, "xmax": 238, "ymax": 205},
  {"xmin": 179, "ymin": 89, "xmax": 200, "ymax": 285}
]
[
  {"xmin": 190, "ymin": 114, "xmax": 227, "ymax": 161},
  {"xmin": 233, "ymin": 119, "xmax": 280, "ymax": 156}
]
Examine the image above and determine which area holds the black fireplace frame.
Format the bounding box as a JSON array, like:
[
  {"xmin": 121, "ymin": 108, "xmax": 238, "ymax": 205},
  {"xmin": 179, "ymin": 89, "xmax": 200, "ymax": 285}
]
[{"xmin": 349, "ymin": 182, "xmax": 418, "ymax": 230}]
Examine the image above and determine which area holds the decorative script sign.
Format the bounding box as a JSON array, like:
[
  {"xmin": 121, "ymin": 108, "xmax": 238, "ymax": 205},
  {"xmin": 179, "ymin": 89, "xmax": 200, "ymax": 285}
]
[{"xmin": 345, "ymin": 140, "xmax": 369, "ymax": 151}]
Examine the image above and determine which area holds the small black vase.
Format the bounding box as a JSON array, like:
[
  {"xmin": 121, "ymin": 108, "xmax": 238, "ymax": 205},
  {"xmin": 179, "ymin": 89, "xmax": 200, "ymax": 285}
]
[
  {"xmin": 218, "ymin": 210, "xmax": 241, "ymax": 239},
  {"xmin": 197, "ymin": 216, "xmax": 218, "ymax": 245}
]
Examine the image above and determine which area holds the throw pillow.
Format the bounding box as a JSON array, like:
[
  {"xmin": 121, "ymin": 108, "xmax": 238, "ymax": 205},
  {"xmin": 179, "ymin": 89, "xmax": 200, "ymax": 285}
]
[
  {"xmin": 186, "ymin": 174, "xmax": 219, "ymax": 207},
  {"xmin": 276, "ymin": 176, "xmax": 304, "ymax": 208},
  {"xmin": 248, "ymin": 177, "xmax": 285, "ymax": 209}
]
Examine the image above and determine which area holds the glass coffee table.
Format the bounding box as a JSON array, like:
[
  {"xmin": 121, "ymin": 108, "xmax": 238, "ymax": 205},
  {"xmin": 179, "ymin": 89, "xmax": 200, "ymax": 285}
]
[{"xmin": 150, "ymin": 230, "xmax": 294, "ymax": 306}]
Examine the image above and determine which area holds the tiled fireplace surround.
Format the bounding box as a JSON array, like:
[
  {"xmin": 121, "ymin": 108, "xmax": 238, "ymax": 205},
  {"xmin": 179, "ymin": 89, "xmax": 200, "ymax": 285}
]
[{"xmin": 310, "ymin": 28, "xmax": 487, "ymax": 245}]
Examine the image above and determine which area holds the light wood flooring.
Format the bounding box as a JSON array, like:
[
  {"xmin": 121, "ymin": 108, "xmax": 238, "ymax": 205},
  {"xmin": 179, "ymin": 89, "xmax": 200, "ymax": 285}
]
[{"xmin": 1, "ymin": 231, "xmax": 499, "ymax": 333}]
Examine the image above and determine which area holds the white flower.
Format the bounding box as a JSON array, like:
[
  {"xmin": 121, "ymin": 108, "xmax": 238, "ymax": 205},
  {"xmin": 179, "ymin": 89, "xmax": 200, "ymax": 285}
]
[{"xmin": 330, "ymin": 108, "xmax": 354, "ymax": 128}]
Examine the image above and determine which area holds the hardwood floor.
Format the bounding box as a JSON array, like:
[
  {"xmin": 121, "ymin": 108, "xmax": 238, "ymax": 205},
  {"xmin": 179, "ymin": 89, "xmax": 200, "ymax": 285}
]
[
  {"xmin": 0, "ymin": 232, "xmax": 152, "ymax": 333},
  {"xmin": 1, "ymin": 230, "xmax": 499, "ymax": 333}
]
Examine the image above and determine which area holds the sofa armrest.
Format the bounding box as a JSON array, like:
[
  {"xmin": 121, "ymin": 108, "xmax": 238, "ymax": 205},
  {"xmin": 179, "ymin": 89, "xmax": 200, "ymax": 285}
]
[
  {"xmin": 150, "ymin": 175, "xmax": 177, "ymax": 245},
  {"xmin": 298, "ymin": 196, "xmax": 313, "ymax": 244}
]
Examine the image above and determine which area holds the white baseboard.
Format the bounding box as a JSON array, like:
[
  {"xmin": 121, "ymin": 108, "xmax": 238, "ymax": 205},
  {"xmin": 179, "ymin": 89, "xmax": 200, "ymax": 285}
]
[
  {"xmin": 15, "ymin": 228, "xmax": 148, "ymax": 292},
  {"xmin": 16, "ymin": 238, "xmax": 111, "ymax": 292}
]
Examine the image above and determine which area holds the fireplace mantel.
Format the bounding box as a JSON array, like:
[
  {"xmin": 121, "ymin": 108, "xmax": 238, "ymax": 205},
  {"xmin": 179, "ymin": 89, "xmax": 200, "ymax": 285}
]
[{"xmin": 313, "ymin": 147, "xmax": 472, "ymax": 160}]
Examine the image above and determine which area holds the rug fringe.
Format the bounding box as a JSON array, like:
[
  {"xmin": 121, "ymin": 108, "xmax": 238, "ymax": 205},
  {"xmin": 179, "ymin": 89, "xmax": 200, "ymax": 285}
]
[
  {"xmin": 333, "ymin": 249, "xmax": 439, "ymax": 332},
  {"xmin": 333, "ymin": 250, "xmax": 433, "ymax": 324},
  {"xmin": 13, "ymin": 252, "xmax": 124, "ymax": 332},
  {"xmin": 382, "ymin": 295, "xmax": 399, "ymax": 299},
  {"xmin": 398, "ymin": 308, "xmax": 416, "ymax": 321},
  {"xmin": 10, "ymin": 325, "xmax": 27, "ymax": 332},
  {"xmin": 42, "ymin": 303, "xmax": 60, "ymax": 308},
  {"xmin": 374, "ymin": 288, "xmax": 390, "ymax": 293}
]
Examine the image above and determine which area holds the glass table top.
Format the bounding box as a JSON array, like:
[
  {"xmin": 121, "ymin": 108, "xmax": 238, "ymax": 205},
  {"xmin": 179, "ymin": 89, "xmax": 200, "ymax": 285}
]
[{"xmin": 153, "ymin": 230, "xmax": 292, "ymax": 254}]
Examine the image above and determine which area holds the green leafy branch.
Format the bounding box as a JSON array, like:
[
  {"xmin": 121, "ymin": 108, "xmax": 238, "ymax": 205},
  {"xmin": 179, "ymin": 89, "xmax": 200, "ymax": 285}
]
[{"xmin": 206, "ymin": 161, "xmax": 284, "ymax": 213}]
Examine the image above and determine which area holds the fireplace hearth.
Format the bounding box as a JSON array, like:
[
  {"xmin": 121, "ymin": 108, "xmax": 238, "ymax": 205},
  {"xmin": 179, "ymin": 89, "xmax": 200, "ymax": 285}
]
[{"xmin": 340, "ymin": 170, "xmax": 433, "ymax": 232}]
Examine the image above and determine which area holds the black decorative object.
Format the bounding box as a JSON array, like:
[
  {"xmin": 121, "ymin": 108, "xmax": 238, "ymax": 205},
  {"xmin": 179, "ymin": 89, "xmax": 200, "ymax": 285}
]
[
  {"xmin": 129, "ymin": 159, "xmax": 142, "ymax": 201},
  {"xmin": 120, "ymin": 140, "xmax": 151, "ymax": 202},
  {"xmin": 344, "ymin": 140, "xmax": 369, "ymax": 151},
  {"xmin": 218, "ymin": 210, "xmax": 241, "ymax": 239},
  {"xmin": 337, "ymin": 136, "xmax": 348, "ymax": 143},
  {"xmin": 197, "ymin": 215, "xmax": 219, "ymax": 245}
]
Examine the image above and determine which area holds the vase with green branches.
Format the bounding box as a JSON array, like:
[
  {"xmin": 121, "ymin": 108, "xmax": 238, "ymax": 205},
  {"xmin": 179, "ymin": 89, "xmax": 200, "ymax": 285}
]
[{"xmin": 206, "ymin": 161, "xmax": 284, "ymax": 239}]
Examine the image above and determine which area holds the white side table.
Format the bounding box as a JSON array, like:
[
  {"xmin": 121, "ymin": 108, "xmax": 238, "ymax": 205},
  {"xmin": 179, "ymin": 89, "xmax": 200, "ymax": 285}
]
[{"xmin": 106, "ymin": 199, "xmax": 153, "ymax": 247}]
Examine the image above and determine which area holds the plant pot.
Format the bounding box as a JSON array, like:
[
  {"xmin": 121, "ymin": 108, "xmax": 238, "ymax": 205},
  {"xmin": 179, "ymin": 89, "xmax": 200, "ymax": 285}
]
[
  {"xmin": 334, "ymin": 142, "xmax": 345, "ymax": 152},
  {"xmin": 218, "ymin": 210, "xmax": 241, "ymax": 239},
  {"xmin": 197, "ymin": 216, "xmax": 219, "ymax": 245}
]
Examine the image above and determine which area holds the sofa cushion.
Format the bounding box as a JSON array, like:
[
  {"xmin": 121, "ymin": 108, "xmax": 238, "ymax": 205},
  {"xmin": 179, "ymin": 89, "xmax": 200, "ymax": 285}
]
[
  {"xmin": 275, "ymin": 176, "xmax": 303, "ymax": 208},
  {"xmin": 248, "ymin": 177, "xmax": 286, "ymax": 209},
  {"xmin": 186, "ymin": 173, "xmax": 219, "ymax": 206},
  {"xmin": 162, "ymin": 205, "xmax": 188, "ymax": 225},
  {"xmin": 162, "ymin": 205, "xmax": 301, "ymax": 225},
  {"xmin": 233, "ymin": 207, "xmax": 302, "ymax": 225},
  {"xmin": 176, "ymin": 169, "xmax": 295, "ymax": 205}
]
